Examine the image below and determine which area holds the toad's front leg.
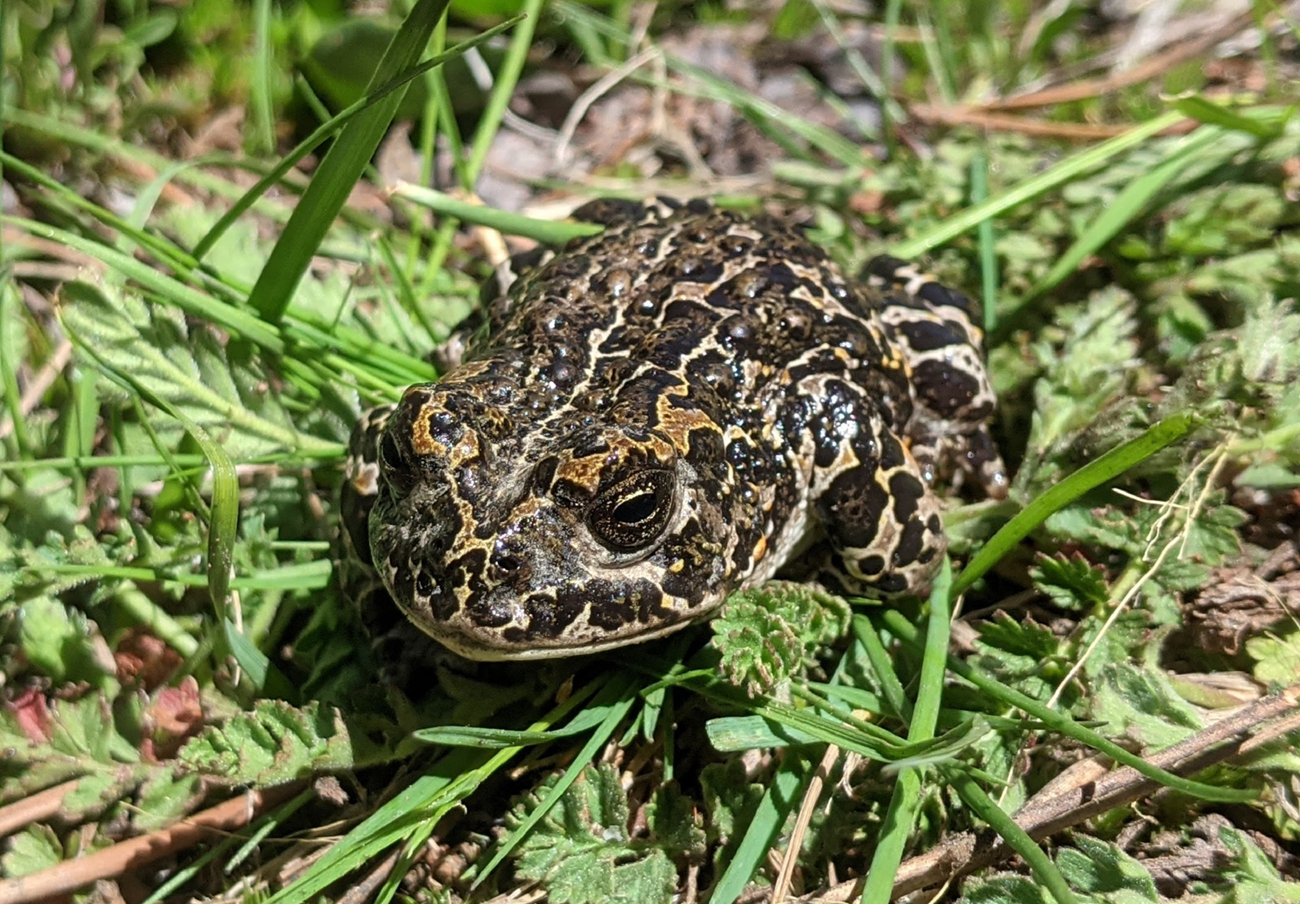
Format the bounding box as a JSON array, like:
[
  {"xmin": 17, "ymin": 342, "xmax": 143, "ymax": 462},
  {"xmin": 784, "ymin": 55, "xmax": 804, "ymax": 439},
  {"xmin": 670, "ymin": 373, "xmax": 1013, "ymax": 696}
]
[{"xmin": 783, "ymin": 380, "xmax": 946, "ymax": 598}]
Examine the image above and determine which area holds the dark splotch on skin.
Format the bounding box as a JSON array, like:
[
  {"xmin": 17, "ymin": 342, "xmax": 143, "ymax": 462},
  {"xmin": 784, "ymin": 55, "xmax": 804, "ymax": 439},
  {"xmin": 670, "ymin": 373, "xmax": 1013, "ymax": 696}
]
[{"xmin": 344, "ymin": 199, "xmax": 1005, "ymax": 660}]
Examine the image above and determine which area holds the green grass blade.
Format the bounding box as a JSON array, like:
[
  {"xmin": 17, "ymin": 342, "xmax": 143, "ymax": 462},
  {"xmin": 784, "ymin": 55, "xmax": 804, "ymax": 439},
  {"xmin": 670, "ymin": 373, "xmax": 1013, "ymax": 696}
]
[
  {"xmin": 4, "ymin": 108, "xmax": 295, "ymax": 213},
  {"xmin": 197, "ymin": 419, "xmax": 238, "ymax": 619},
  {"xmin": 951, "ymin": 412, "xmax": 1198, "ymax": 598},
  {"xmin": 222, "ymin": 618, "xmax": 298, "ymax": 700},
  {"xmin": 0, "ymin": 285, "xmax": 29, "ymax": 457},
  {"xmin": 910, "ymin": 560, "xmax": 952, "ymax": 741},
  {"xmin": 471, "ymin": 671, "xmax": 639, "ymax": 887},
  {"xmin": 392, "ymin": 183, "xmax": 605, "ymax": 244},
  {"xmin": 463, "ymin": 0, "xmax": 544, "ymax": 189},
  {"xmin": 1173, "ymin": 95, "xmax": 1295, "ymax": 138},
  {"xmin": 5, "ymin": 215, "xmax": 286, "ymax": 354},
  {"xmin": 970, "ymin": 149, "xmax": 999, "ymax": 332},
  {"xmin": 709, "ymin": 759, "xmax": 808, "ymax": 904},
  {"xmin": 1025, "ymin": 126, "xmax": 1229, "ymax": 301},
  {"xmin": 850, "ymin": 614, "xmax": 910, "ymax": 719},
  {"xmin": 392, "ymin": 184, "xmax": 604, "ymax": 242},
  {"xmin": 248, "ymin": 0, "xmax": 275, "ymax": 155},
  {"xmin": 264, "ymin": 682, "xmax": 599, "ymax": 904},
  {"xmin": 947, "ymin": 770, "xmax": 1078, "ymax": 904},
  {"xmin": 193, "ymin": 17, "xmax": 522, "ymax": 262},
  {"xmin": 262, "ymin": 748, "xmax": 491, "ymax": 904},
  {"xmin": 139, "ymin": 790, "xmax": 313, "ymax": 904},
  {"xmin": 879, "ymin": 610, "xmax": 1256, "ymax": 803},
  {"xmin": 1, "ymin": 152, "xmax": 200, "ymax": 277},
  {"xmin": 860, "ymin": 560, "xmax": 952, "ymax": 904},
  {"xmin": 892, "ymin": 110, "xmax": 1188, "ymax": 258},
  {"xmin": 246, "ymin": 0, "xmax": 451, "ymax": 323}
]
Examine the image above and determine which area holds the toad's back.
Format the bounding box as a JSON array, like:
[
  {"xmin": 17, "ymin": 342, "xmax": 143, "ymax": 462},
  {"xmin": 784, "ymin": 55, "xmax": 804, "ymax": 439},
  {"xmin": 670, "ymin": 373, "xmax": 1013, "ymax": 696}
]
[{"xmin": 344, "ymin": 198, "xmax": 1003, "ymax": 660}]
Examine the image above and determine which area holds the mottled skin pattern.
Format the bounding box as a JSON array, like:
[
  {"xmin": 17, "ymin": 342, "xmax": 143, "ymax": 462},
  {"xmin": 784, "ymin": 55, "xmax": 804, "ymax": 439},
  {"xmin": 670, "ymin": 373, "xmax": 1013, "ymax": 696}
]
[{"xmin": 344, "ymin": 198, "xmax": 1004, "ymax": 661}]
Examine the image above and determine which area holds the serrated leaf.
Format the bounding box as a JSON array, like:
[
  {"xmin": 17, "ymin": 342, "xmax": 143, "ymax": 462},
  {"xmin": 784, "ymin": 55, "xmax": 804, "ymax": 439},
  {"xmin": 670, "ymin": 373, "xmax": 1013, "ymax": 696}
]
[
  {"xmin": 1245, "ymin": 633, "xmax": 1300, "ymax": 687},
  {"xmin": 134, "ymin": 772, "xmax": 205, "ymax": 833},
  {"xmin": 712, "ymin": 581, "xmax": 851, "ymax": 696},
  {"xmin": 958, "ymin": 875, "xmax": 1052, "ymax": 904},
  {"xmin": 0, "ymin": 824, "xmax": 63, "ymax": 879},
  {"xmin": 0, "ymin": 693, "xmax": 145, "ymax": 815},
  {"xmin": 1089, "ymin": 663, "xmax": 1203, "ymax": 749},
  {"xmin": 1028, "ymin": 287, "xmax": 1140, "ymax": 456},
  {"xmin": 975, "ymin": 612, "xmax": 1061, "ymax": 660},
  {"xmin": 45, "ymin": 694, "xmax": 137, "ymax": 764},
  {"xmin": 1055, "ymin": 836, "xmax": 1158, "ymax": 900},
  {"xmin": 1164, "ymin": 183, "xmax": 1288, "ymax": 257},
  {"xmin": 509, "ymin": 763, "xmax": 677, "ymax": 904},
  {"xmin": 14, "ymin": 595, "xmax": 115, "ymax": 688},
  {"xmin": 699, "ymin": 760, "xmax": 764, "ymax": 845},
  {"xmin": 646, "ymin": 786, "xmax": 707, "ymax": 860},
  {"xmin": 59, "ymin": 281, "xmax": 327, "ymax": 459},
  {"xmin": 1030, "ymin": 553, "xmax": 1109, "ymax": 611},
  {"xmin": 1218, "ymin": 826, "xmax": 1300, "ymax": 902},
  {"xmin": 1176, "ymin": 499, "xmax": 1246, "ymax": 567},
  {"xmin": 548, "ymin": 849, "xmax": 675, "ymax": 904},
  {"xmin": 178, "ymin": 700, "xmax": 354, "ymax": 786},
  {"xmin": 59, "ymin": 769, "xmax": 137, "ymax": 822}
]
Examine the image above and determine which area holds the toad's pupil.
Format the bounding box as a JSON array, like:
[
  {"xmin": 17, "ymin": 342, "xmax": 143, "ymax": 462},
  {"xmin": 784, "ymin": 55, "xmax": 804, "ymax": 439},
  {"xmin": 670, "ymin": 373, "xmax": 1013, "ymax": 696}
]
[{"xmin": 612, "ymin": 492, "xmax": 658, "ymax": 524}]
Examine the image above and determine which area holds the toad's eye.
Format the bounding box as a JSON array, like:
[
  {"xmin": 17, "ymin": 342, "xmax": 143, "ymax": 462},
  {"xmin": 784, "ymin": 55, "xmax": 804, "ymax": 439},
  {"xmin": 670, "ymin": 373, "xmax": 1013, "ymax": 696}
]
[{"xmin": 587, "ymin": 470, "xmax": 676, "ymax": 552}]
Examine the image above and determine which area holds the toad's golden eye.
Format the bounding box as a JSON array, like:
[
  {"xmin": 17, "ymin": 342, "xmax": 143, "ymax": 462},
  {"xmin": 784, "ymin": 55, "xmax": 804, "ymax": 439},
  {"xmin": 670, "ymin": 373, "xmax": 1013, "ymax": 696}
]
[{"xmin": 586, "ymin": 470, "xmax": 676, "ymax": 552}]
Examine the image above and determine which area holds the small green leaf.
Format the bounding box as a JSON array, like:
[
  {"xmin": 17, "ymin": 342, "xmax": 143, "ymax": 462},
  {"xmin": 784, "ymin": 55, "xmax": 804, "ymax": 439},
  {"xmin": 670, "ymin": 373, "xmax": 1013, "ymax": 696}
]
[
  {"xmin": 178, "ymin": 700, "xmax": 354, "ymax": 786},
  {"xmin": 1055, "ymin": 836, "xmax": 1158, "ymax": 899},
  {"xmin": 712, "ymin": 581, "xmax": 851, "ymax": 697},
  {"xmin": 953, "ymin": 413, "xmax": 1199, "ymax": 599},
  {"xmin": 509, "ymin": 764, "xmax": 676, "ymax": 904},
  {"xmin": 1030, "ymin": 554, "xmax": 1109, "ymax": 611},
  {"xmin": 1172, "ymin": 96, "xmax": 1294, "ymax": 139},
  {"xmin": 1246, "ymin": 633, "xmax": 1300, "ymax": 687},
  {"xmin": 1218, "ymin": 825, "xmax": 1300, "ymax": 901},
  {"xmin": 246, "ymin": 0, "xmax": 454, "ymax": 322},
  {"xmin": 1089, "ymin": 664, "xmax": 1203, "ymax": 749},
  {"xmin": 0, "ymin": 825, "xmax": 63, "ymax": 879}
]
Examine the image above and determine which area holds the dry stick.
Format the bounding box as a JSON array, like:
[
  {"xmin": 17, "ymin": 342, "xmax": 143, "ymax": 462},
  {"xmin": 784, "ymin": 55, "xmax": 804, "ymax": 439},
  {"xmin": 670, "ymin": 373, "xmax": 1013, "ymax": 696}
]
[
  {"xmin": 773, "ymin": 743, "xmax": 841, "ymax": 903},
  {"xmin": 0, "ymin": 784, "xmax": 302, "ymax": 904},
  {"xmin": 982, "ymin": 8, "xmax": 1259, "ymax": 111},
  {"xmin": 0, "ymin": 781, "xmax": 80, "ymax": 838},
  {"xmin": 800, "ymin": 687, "xmax": 1299, "ymax": 902},
  {"xmin": 0, "ymin": 339, "xmax": 73, "ymax": 442},
  {"xmin": 908, "ymin": 106, "xmax": 1145, "ymax": 141},
  {"xmin": 336, "ymin": 846, "xmax": 402, "ymax": 904}
]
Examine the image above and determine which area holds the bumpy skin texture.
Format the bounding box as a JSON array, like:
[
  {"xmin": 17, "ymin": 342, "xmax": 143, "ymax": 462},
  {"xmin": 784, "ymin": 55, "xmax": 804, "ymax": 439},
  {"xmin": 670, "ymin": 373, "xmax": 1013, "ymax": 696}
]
[{"xmin": 344, "ymin": 198, "xmax": 1004, "ymax": 661}]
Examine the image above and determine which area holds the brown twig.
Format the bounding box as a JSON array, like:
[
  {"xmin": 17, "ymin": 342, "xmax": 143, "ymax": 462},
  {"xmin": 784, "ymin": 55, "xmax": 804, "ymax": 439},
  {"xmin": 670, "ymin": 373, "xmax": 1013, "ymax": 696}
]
[
  {"xmin": 0, "ymin": 781, "xmax": 80, "ymax": 839},
  {"xmin": 982, "ymin": 9, "xmax": 1259, "ymax": 111},
  {"xmin": 800, "ymin": 687, "xmax": 1299, "ymax": 902},
  {"xmin": 909, "ymin": 106, "xmax": 1149, "ymax": 141},
  {"xmin": 0, "ymin": 784, "xmax": 302, "ymax": 904},
  {"xmin": 336, "ymin": 846, "xmax": 402, "ymax": 904},
  {"xmin": 773, "ymin": 743, "xmax": 840, "ymax": 902},
  {"xmin": 0, "ymin": 339, "xmax": 73, "ymax": 442}
]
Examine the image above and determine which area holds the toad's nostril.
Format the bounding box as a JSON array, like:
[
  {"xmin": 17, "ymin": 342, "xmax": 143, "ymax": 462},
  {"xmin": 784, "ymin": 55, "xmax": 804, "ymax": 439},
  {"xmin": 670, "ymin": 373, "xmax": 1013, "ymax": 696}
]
[
  {"xmin": 495, "ymin": 554, "xmax": 524, "ymax": 574},
  {"xmin": 490, "ymin": 537, "xmax": 533, "ymax": 585}
]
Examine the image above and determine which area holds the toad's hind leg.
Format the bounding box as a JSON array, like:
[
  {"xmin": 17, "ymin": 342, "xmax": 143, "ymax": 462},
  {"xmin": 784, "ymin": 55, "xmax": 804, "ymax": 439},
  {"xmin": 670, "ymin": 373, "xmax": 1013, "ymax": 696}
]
[
  {"xmin": 866, "ymin": 256, "xmax": 1008, "ymax": 498},
  {"xmin": 791, "ymin": 384, "xmax": 946, "ymax": 598}
]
